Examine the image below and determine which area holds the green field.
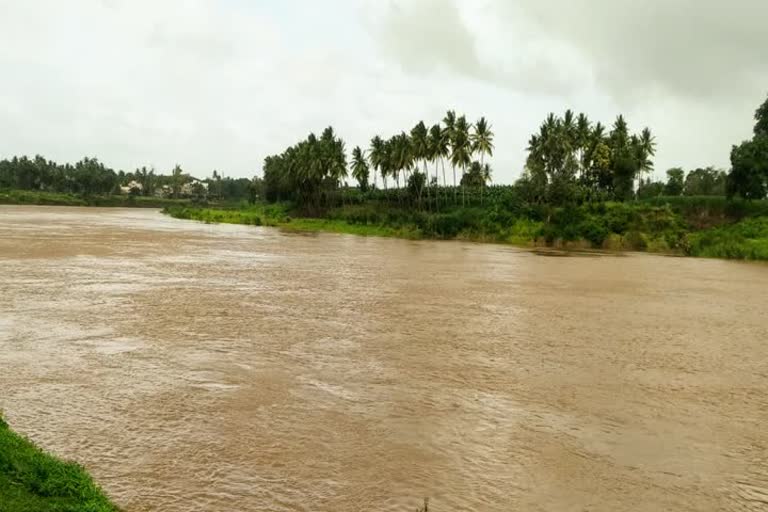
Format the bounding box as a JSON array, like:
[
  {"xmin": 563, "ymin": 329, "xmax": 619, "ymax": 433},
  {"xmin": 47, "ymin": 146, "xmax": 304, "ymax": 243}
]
[{"xmin": 0, "ymin": 416, "xmax": 118, "ymax": 512}]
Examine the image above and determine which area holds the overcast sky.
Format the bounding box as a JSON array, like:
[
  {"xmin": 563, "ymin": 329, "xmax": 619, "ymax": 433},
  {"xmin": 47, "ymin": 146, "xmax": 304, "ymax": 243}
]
[{"xmin": 1, "ymin": 0, "xmax": 766, "ymax": 183}]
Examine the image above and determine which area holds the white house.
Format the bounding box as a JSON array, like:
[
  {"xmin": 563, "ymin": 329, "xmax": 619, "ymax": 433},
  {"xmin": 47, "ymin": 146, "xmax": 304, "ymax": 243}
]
[{"xmin": 119, "ymin": 180, "xmax": 143, "ymax": 195}]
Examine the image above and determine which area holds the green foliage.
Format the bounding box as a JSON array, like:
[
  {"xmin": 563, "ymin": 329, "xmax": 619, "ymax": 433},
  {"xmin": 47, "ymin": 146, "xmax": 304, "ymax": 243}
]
[
  {"xmin": 167, "ymin": 198, "xmax": 713, "ymax": 255},
  {"xmin": 664, "ymin": 168, "xmax": 685, "ymax": 196},
  {"xmin": 0, "ymin": 189, "xmax": 192, "ymax": 208},
  {"xmin": 263, "ymin": 127, "xmax": 347, "ymax": 211},
  {"xmin": 726, "ymin": 94, "xmax": 768, "ymax": 200},
  {"xmin": 727, "ymin": 135, "xmax": 768, "ymax": 200},
  {"xmin": 0, "ymin": 155, "xmax": 258, "ymax": 204},
  {"xmin": 0, "ymin": 155, "xmax": 118, "ymax": 197},
  {"xmin": 0, "ymin": 416, "xmax": 118, "ymax": 512},
  {"xmin": 350, "ymin": 146, "xmax": 370, "ymax": 192},
  {"xmin": 687, "ymin": 217, "xmax": 768, "ymax": 260},
  {"xmin": 524, "ymin": 111, "xmax": 655, "ymax": 205},
  {"xmin": 637, "ymin": 178, "xmax": 665, "ymax": 199},
  {"xmin": 754, "ymin": 92, "xmax": 768, "ymax": 136},
  {"xmin": 683, "ymin": 167, "xmax": 726, "ymax": 196}
]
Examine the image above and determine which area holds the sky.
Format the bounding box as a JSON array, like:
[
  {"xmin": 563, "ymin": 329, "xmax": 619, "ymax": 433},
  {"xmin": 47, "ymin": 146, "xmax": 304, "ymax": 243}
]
[{"xmin": 1, "ymin": 0, "xmax": 766, "ymax": 184}]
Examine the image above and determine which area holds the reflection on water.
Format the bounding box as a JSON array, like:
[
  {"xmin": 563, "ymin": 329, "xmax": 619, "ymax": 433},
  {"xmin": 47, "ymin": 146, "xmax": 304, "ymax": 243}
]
[{"xmin": 1, "ymin": 205, "xmax": 767, "ymax": 512}]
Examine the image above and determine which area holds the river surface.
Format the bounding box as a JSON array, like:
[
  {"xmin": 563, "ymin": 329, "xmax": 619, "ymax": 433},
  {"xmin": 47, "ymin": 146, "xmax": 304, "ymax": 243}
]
[{"xmin": 1, "ymin": 205, "xmax": 767, "ymax": 511}]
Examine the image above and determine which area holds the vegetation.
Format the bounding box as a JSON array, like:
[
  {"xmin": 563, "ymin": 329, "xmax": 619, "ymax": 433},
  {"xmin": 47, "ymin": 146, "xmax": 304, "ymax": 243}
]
[
  {"xmin": 2, "ymin": 94, "xmax": 766, "ymax": 260},
  {"xmin": 0, "ymin": 415, "xmax": 118, "ymax": 512},
  {"xmin": 0, "ymin": 188, "xmax": 193, "ymax": 208},
  {"xmin": 0, "ymin": 155, "xmax": 261, "ymax": 205},
  {"xmin": 687, "ymin": 217, "xmax": 768, "ymax": 260},
  {"xmin": 165, "ymin": 95, "xmax": 768, "ymax": 261},
  {"xmin": 727, "ymin": 94, "xmax": 768, "ymax": 199}
]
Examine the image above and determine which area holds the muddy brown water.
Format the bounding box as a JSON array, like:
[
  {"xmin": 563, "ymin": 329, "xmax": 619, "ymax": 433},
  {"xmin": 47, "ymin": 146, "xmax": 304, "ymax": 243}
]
[{"xmin": 1, "ymin": 205, "xmax": 767, "ymax": 511}]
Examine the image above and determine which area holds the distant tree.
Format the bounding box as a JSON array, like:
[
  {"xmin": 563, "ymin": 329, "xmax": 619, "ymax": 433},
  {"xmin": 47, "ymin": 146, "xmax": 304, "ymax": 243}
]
[
  {"xmin": 443, "ymin": 110, "xmax": 458, "ymax": 200},
  {"xmin": 350, "ymin": 146, "xmax": 370, "ymax": 192},
  {"xmin": 171, "ymin": 165, "xmax": 185, "ymax": 199},
  {"xmin": 407, "ymin": 170, "xmax": 427, "ymax": 204},
  {"xmin": 262, "ymin": 126, "xmax": 347, "ymax": 212},
  {"xmin": 726, "ymin": 93, "xmax": 768, "ymax": 200},
  {"xmin": 472, "ymin": 117, "xmax": 494, "ymax": 204},
  {"xmin": 754, "ymin": 92, "xmax": 768, "ymax": 136},
  {"xmin": 369, "ymin": 135, "xmax": 384, "ymax": 190},
  {"xmin": 134, "ymin": 166, "xmax": 156, "ymax": 196},
  {"xmin": 637, "ymin": 178, "xmax": 665, "ymax": 199},
  {"xmin": 452, "ymin": 115, "xmax": 472, "ymax": 205},
  {"xmin": 248, "ymin": 176, "xmax": 262, "ymax": 204},
  {"xmin": 727, "ymin": 136, "xmax": 768, "ymax": 200},
  {"xmin": 461, "ymin": 161, "xmax": 492, "ymax": 190},
  {"xmin": 683, "ymin": 167, "xmax": 726, "ymax": 196},
  {"xmin": 410, "ymin": 121, "xmax": 430, "ymax": 203},
  {"xmin": 664, "ymin": 168, "xmax": 685, "ymax": 196},
  {"xmin": 190, "ymin": 181, "xmax": 207, "ymax": 204}
]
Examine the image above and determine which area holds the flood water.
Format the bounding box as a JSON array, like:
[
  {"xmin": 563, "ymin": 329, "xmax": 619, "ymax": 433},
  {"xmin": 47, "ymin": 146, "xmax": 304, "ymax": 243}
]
[{"xmin": 1, "ymin": 205, "xmax": 767, "ymax": 511}]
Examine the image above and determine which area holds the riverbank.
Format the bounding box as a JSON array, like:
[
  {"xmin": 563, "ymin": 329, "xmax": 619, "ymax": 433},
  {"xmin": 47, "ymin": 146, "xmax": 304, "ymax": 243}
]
[
  {"xmin": 0, "ymin": 188, "xmax": 192, "ymax": 208},
  {"xmin": 0, "ymin": 415, "xmax": 118, "ymax": 512},
  {"xmin": 163, "ymin": 199, "xmax": 768, "ymax": 260}
]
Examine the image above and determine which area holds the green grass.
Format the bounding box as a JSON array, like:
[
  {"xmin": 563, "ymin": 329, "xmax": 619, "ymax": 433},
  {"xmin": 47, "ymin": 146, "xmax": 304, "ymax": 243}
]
[
  {"xmin": 164, "ymin": 204, "xmax": 422, "ymax": 238},
  {"xmin": 0, "ymin": 189, "xmax": 192, "ymax": 208},
  {"xmin": 0, "ymin": 415, "xmax": 118, "ymax": 512}
]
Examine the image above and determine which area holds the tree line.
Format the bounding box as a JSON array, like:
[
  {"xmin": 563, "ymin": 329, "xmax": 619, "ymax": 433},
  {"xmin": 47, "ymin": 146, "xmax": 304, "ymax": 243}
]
[
  {"xmin": 263, "ymin": 94, "xmax": 768, "ymax": 211},
  {"xmin": 3, "ymin": 94, "xmax": 766, "ymax": 210},
  {"xmin": 263, "ymin": 111, "xmax": 495, "ymax": 211},
  {"xmin": 0, "ymin": 156, "xmax": 258, "ymax": 202},
  {"xmin": 518, "ymin": 111, "xmax": 656, "ymax": 205}
]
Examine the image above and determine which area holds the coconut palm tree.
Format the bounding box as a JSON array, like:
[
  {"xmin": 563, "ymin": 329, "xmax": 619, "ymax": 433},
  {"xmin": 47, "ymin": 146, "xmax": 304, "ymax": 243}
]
[
  {"xmin": 369, "ymin": 135, "xmax": 384, "ymax": 190},
  {"xmin": 428, "ymin": 123, "xmax": 445, "ymax": 206},
  {"xmin": 391, "ymin": 133, "xmax": 413, "ymax": 203},
  {"xmin": 471, "ymin": 117, "xmax": 494, "ymax": 165},
  {"xmin": 576, "ymin": 113, "xmax": 591, "ymax": 178},
  {"xmin": 638, "ymin": 127, "xmax": 656, "ymax": 172},
  {"xmin": 452, "ymin": 115, "xmax": 472, "ymax": 205},
  {"xmin": 471, "ymin": 117, "xmax": 494, "ymax": 204},
  {"xmin": 410, "ymin": 121, "xmax": 430, "ymax": 207},
  {"xmin": 380, "ymin": 138, "xmax": 392, "ymax": 194},
  {"xmin": 351, "ymin": 146, "xmax": 369, "ymax": 192},
  {"xmin": 443, "ymin": 110, "xmax": 458, "ymax": 202}
]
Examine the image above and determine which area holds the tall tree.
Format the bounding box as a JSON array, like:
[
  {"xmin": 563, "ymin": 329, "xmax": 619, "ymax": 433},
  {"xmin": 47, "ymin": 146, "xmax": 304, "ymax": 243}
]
[
  {"xmin": 471, "ymin": 117, "xmax": 494, "ymax": 204},
  {"xmin": 452, "ymin": 115, "xmax": 472, "ymax": 205},
  {"xmin": 754, "ymin": 92, "xmax": 768, "ymax": 136},
  {"xmin": 171, "ymin": 164, "xmax": 185, "ymax": 199},
  {"xmin": 410, "ymin": 121, "xmax": 430, "ymax": 206},
  {"xmin": 369, "ymin": 135, "xmax": 384, "ymax": 190},
  {"xmin": 664, "ymin": 168, "xmax": 685, "ymax": 196},
  {"xmin": 351, "ymin": 146, "xmax": 370, "ymax": 192},
  {"xmin": 443, "ymin": 110, "xmax": 458, "ymax": 201},
  {"xmin": 727, "ymin": 93, "xmax": 768, "ymax": 200}
]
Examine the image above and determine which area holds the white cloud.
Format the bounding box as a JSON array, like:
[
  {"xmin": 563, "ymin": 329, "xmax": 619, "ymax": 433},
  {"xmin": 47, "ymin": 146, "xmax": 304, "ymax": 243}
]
[{"xmin": 0, "ymin": 0, "xmax": 765, "ymax": 183}]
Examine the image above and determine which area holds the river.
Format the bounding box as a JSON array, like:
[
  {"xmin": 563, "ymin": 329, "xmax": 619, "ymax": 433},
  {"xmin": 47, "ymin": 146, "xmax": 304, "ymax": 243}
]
[{"xmin": 1, "ymin": 205, "xmax": 767, "ymax": 511}]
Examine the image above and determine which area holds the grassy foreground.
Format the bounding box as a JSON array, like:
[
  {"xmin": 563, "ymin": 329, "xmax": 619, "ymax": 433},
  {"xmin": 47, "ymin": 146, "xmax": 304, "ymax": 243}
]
[
  {"xmin": 164, "ymin": 198, "xmax": 768, "ymax": 261},
  {"xmin": 0, "ymin": 188, "xmax": 191, "ymax": 208},
  {"xmin": 0, "ymin": 415, "xmax": 117, "ymax": 512}
]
